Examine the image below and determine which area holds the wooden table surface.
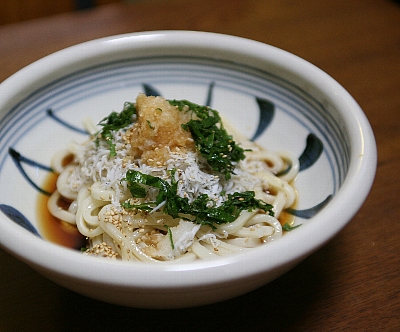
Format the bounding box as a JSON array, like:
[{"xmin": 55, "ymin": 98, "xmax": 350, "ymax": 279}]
[{"xmin": 0, "ymin": 0, "xmax": 399, "ymax": 331}]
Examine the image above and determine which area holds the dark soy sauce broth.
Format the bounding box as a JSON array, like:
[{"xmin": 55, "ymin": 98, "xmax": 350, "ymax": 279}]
[{"xmin": 37, "ymin": 172, "xmax": 86, "ymax": 250}]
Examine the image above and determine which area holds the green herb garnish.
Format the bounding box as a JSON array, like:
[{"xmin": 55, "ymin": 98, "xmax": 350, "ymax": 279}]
[
  {"xmin": 146, "ymin": 120, "xmax": 154, "ymax": 129},
  {"xmin": 96, "ymin": 102, "xmax": 136, "ymax": 156},
  {"xmin": 121, "ymin": 169, "xmax": 273, "ymax": 229},
  {"xmin": 164, "ymin": 225, "xmax": 175, "ymax": 249},
  {"xmin": 282, "ymin": 223, "xmax": 302, "ymax": 231},
  {"xmin": 168, "ymin": 99, "xmax": 247, "ymax": 180}
]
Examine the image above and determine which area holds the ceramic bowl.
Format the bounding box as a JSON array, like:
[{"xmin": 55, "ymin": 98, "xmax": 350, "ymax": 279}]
[{"xmin": 0, "ymin": 31, "xmax": 376, "ymax": 308}]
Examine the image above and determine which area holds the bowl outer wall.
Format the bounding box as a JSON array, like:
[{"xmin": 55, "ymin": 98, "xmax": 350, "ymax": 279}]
[{"xmin": 0, "ymin": 31, "xmax": 377, "ymax": 297}]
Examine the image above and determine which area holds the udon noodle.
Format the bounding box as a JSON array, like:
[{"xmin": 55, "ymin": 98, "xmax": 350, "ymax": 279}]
[{"xmin": 48, "ymin": 94, "xmax": 298, "ymax": 263}]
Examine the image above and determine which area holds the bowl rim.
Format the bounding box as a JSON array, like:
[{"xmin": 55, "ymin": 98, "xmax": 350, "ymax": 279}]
[{"xmin": 0, "ymin": 30, "xmax": 377, "ymax": 289}]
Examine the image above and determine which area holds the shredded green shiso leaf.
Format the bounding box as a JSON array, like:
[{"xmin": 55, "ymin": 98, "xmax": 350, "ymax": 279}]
[
  {"xmin": 282, "ymin": 222, "xmax": 301, "ymax": 231},
  {"xmin": 168, "ymin": 99, "xmax": 247, "ymax": 180},
  {"xmin": 121, "ymin": 169, "xmax": 274, "ymax": 229},
  {"xmin": 95, "ymin": 101, "xmax": 136, "ymax": 156},
  {"xmin": 164, "ymin": 225, "xmax": 175, "ymax": 249}
]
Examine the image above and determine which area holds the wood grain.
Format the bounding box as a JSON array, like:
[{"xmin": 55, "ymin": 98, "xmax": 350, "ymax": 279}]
[
  {"xmin": 0, "ymin": 0, "xmax": 399, "ymax": 331},
  {"xmin": 0, "ymin": 0, "xmax": 119, "ymax": 25}
]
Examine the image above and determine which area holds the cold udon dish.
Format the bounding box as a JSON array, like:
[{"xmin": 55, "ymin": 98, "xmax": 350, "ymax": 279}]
[{"xmin": 47, "ymin": 94, "xmax": 299, "ymax": 263}]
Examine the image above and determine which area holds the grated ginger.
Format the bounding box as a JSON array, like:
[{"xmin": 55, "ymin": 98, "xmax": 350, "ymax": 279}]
[{"xmin": 129, "ymin": 94, "xmax": 196, "ymax": 166}]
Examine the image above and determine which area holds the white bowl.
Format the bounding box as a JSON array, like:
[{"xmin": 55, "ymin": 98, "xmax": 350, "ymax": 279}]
[{"xmin": 0, "ymin": 31, "xmax": 376, "ymax": 308}]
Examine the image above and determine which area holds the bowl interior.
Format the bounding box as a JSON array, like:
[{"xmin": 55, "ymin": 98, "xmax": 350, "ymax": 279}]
[
  {"xmin": 0, "ymin": 45, "xmax": 349, "ymax": 245},
  {"xmin": 0, "ymin": 31, "xmax": 373, "ymax": 275}
]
